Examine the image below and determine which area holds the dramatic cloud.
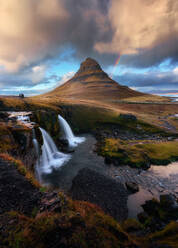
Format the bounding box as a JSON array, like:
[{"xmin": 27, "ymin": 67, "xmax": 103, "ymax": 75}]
[
  {"xmin": 0, "ymin": 0, "xmax": 69, "ymax": 72},
  {"xmin": 1, "ymin": 0, "xmax": 177, "ymax": 71},
  {"xmin": 95, "ymin": 0, "xmax": 178, "ymax": 67},
  {"xmin": 0, "ymin": 0, "xmax": 111, "ymax": 73},
  {"xmin": 0, "ymin": 0, "xmax": 177, "ymax": 95}
]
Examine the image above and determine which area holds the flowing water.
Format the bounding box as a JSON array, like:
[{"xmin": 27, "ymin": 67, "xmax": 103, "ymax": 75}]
[
  {"xmin": 58, "ymin": 114, "xmax": 85, "ymax": 147},
  {"xmin": 36, "ymin": 132, "xmax": 178, "ymax": 218},
  {"xmin": 40, "ymin": 134, "xmax": 108, "ymax": 190},
  {"xmin": 7, "ymin": 112, "xmax": 178, "ymax": 219},
  {"xmin": 34, "ymin": 128, "xmax": 71, "ymax": 184},
  {"xmin": 7, "ymin": 111, "xmax": 35, "ymax": 128}
]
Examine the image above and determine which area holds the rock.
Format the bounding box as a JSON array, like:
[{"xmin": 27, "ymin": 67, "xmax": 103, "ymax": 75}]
[
  {"xmin": 59, "ymin": 139, "xmax": 69, "ymax": 146},
  {"xmin": 125, "ymin": 182, "xmax": 139, "ymax": 193},
  {"xmin": 160, "ymin": 194, "xmax": 178, "ymax": 210},
  {"xmin": 119, "ymin": 114, "xmax": 137, "ymax": 121},
  {"xmin": 70, "ymin": 168, "xmax": 128, "ymax": 221},
  {"xmin": 137, "ymin": 212, "xmax": 149, "ymax": 223},
  {"xmin": 59, "ymin": 139, "xmax": 75, "ymax": 153},
  {"xmin": 62, "ymin": 146, "xmax": 75, "ymax": 153},
  {"xmin": 40, "ymin": 192, "xmax": 62, "ymax": 213},
  {"xmin": 74, "ymin": 57, "xmax": 108, "ymax": 80},
  {"xmin": 0, "ymin": 158, "xmax": 42, "ymax": 215},
  {"xmin": 0, "ymin": 112, "xmax": 8, "ymax": 120},
  {"xmin": 142, "ymin": 199, "xmax": 159, "ymax": 215}
]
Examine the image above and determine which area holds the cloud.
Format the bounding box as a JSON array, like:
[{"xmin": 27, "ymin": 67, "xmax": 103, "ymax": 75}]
[
  {"xmin": 0, "ymin": 0, "xmax": 178, "ymax": 96},
  {"xmin": 1, "ymin": 0, "xmax": 177, "ymax": 73},
  {"xmin": 30, "ymin": 65, "xmax": 46, "ymax": 83},
  {"xmin": 0, "ymin": 0, "xmax": 68, "ymax": 72},
  {"xmin": 95, "ymin": 0, "xmax": 178, "ymax": 67},
  {"xmin": 0, "ymin": 0, "xmax": 111, "ymax": 73},
  {"xmin": 114, "ymin": 67, "xmax": 178, "ymax": 93},
  {"xmin": 57, "ymin": 71, "xmax": 75, "ymax": 86}
]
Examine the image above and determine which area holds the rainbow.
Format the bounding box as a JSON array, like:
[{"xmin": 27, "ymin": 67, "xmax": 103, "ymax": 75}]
[{"xmin": 110, "ymin": 54, "xmax": 121, "ymax": 78}]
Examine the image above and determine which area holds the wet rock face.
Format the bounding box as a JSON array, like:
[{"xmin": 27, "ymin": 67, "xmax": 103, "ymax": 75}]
[
  {"xmin": 70, "ymin": 168, "xmax": 128, "ymax": 221},
  {"xmin": 32, "ymin": 110, "xmax": 60, "ymax": 141}
]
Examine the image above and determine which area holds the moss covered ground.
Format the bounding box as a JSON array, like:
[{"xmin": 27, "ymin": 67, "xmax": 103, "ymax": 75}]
[
  {"xmin": 1, "ymin": 194, "xmax": 178, "ymax": 248},
  {"xmin": 1, "ymin": 197, "xmax": 137, "ymax": 248},
  {"xmin": 99, "ymin": 138, "xmax": 178, "ymax": 168}
]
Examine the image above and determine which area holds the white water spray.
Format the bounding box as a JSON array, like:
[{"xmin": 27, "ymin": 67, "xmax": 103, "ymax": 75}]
[
  {"xmin": 58, "ymin": 114, "xmax": 85, "ymax": 147},
  {"xmin": 32, "ymin": 129, "xmax": 42, "ymax": 182},
  {"xmin": 37, "ymin": 127, "xmax": 71, "ymax": 175}
]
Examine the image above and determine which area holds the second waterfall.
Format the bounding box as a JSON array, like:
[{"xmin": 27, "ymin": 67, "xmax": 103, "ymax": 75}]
[{"xmin": 58, "ymin": 114, "xmax": 85, "ymax": 147}]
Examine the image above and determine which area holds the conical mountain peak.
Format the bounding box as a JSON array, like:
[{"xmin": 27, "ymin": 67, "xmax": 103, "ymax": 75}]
[
  {"xmin": 81, "ymin": 57, "xmax": 101, "ymax": 67},
  {"xmin": 46, "ymin": 57, "xmax": 145, "ymax": 101},
  {"xmin": 73, "ymin": 57, "xmax": 108, "ymax": 81}
]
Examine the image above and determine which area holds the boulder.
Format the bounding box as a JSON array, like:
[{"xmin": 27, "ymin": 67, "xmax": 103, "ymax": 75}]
[
  {"xmin": 0, "ymin": 112, "xmax": 8, "ymax": 120},
  {"xmin": 137, "ymin": 212, "xmax": 149, "ymax": 223},
  {"xmin": 125, "ymin": 182, "xmax": 139, "ymax": 193},
  {"xmin": 119, "ymin": 114, "xmax": 137, "ymax": 121},
  {"xmin": 160, "ymin": 194, "xmax": 178, "ymax": 210},
  {"xmin": 59, "ymin": 138, "xmax": 69, "ymax": 146},
  {"xmin": 70, "ymin": 168, "xmax": 128, "ymax": 221}
]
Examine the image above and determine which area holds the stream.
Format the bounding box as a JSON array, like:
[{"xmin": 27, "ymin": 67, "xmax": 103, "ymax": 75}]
[
  {"xmin": 6, "ymin": 111, "xmax": 178, "ymax": 219},
  {"xmin": 39, "ymin": 133, "xmax": 178, "ymax": 218}
]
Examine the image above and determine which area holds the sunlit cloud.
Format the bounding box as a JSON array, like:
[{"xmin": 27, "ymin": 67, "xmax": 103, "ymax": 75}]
[
  {"xmin": 0, "ymin": 0, "xmax": 177, "ymax": 95},
  {"xmin": 95, "ymin": 0, "xmax": 178, "ymax": 67}
]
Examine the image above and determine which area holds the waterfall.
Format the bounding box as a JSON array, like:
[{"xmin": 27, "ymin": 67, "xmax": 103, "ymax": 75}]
[
  {"xmin": 38, "ymin": 127, "xmax": 71, "ymax": 174},
  {"xmin": 32, "ymin": 129, "xmax": 40, "ymax": 159},
  {"xmin": 32, "ymin": 128, "xmax": 41, "ymax": 182},
  {"xmin": 58, "ymin": 114, "xmax": 85, "ymax": 147}
]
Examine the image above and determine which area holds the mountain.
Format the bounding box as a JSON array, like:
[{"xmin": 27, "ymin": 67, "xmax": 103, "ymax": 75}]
[{"xmin": 45, "ymin": 58, "xmax": 145, "ymax": 101}]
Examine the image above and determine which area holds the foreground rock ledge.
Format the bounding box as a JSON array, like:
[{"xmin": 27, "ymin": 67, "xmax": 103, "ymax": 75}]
[{"xmin": 70, "ymin": 168, "xmax": 128, "ymax": 221}]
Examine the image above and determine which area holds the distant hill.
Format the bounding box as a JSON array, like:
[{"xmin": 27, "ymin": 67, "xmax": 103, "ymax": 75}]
[{"xmin": 45, "ymin": 58, "xmax": 147, "ymax": 101}]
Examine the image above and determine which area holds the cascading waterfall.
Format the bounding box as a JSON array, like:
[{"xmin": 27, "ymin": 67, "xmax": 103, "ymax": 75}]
[
  {"xmin": 32, "ymin": 129, "xmax": 40, "ymax": 160},
  {"xmin": 32, "ymin": 129, "xmax": 41, "ymax": 182},
  {"xmin": 38, "ymin": 127, "xmax": 71, "ymax": 174},
  {"xmin": 58, "ymin": 114, "xmax": 85, "ymax": 147}
]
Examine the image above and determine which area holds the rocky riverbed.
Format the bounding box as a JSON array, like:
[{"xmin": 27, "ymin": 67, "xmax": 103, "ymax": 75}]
[
  {"xmin": 107, "ymin": 163, "xmax": 178, "ymax": 217},
  {"xmin": 37, "ymin": 134, "xmax": 178, "ymax": 220}
]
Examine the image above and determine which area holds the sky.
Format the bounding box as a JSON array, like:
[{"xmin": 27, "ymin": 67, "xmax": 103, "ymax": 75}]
[{"xmin": 0, "ymin": 0, "xmax": 178, "ymax": 97}]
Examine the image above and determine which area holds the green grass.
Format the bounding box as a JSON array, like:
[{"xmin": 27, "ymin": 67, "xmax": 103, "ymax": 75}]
[{"xmin": 100, "ymin": 138, "xmax": 178, "ymax": 168}]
